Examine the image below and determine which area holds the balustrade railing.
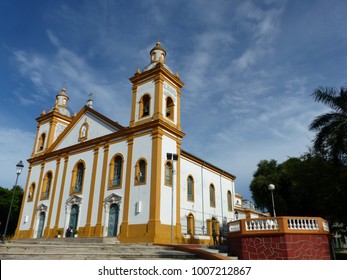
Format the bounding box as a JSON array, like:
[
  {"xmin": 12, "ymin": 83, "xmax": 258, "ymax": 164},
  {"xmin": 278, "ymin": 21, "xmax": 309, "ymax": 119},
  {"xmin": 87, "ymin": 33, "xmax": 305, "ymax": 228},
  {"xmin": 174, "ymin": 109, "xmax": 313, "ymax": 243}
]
[
  {"xmin": 245, "ymin": 219, "xmax": 279, "ymax": 231},
  {"xmin": 228, "ymin": 216, "xmax": 329, "ymax": 235},
  {"xmin": 228, "ymin": 221, "xmax": 241, "ymax": 233},
  {"xmin": 287, "ymin": 218, "xmax": 319, "ymax": 230}
]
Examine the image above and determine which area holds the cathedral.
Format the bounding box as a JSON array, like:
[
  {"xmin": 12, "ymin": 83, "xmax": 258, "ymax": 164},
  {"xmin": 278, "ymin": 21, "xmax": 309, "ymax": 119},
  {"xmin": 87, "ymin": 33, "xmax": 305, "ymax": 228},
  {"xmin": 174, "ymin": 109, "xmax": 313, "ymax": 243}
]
[{"xmin": 14, "ymin": 42, "xmax": 260, "ymax": 244}]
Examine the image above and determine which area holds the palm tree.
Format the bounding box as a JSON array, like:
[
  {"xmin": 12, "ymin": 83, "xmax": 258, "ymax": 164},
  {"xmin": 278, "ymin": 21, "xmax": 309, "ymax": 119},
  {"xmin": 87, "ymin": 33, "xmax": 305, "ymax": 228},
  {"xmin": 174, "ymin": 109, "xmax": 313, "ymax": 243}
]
[{"xmin": 309, "ymin": 86, "xmax": 347, "ymax": 165}]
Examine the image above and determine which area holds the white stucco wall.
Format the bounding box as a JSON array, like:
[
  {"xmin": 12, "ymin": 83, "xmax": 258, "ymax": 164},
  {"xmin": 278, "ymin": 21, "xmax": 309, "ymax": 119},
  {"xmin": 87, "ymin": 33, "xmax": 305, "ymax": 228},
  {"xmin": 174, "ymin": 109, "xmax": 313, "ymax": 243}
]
[
  {"xmin": 128, "ymin": 134, "xmax": 152, "ymax": 225},
  {"xmin": 18, "ymin": 164, "xmax": 41, "ymax": 231},
  {"xmin": 160, "ymin": 135, "xmax": 179, "ymax": 225},
  {"xmin": 60, "ymin": 150, "xmax": 94, "ymax": 228},
  {"xmin": 179, "ymin": 155, "xmax": 235, "ymax": 235},
  {"xmin": 57, "ymin": 112, "xmax": 119, "ymax": 150}
]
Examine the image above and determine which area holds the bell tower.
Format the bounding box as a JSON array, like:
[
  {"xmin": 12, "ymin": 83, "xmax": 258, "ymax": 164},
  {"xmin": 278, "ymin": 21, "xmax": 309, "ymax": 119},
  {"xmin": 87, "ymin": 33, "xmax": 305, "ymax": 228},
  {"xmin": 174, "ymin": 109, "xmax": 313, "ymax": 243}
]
[
  {"xmin": 31, "ymin": 88, "xmax": 72, "ymax": 157},
  {"xmin": 119, "ymin": 43, "xmax": 185, "ymax": 244},
  {"xmin": 129, "ymin": 42, "xmax": 184, "ymax": 131}
]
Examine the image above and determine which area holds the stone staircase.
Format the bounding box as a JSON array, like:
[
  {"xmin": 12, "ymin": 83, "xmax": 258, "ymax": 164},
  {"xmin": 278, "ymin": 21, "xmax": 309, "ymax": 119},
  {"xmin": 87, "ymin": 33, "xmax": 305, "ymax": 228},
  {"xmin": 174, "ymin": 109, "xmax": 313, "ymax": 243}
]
[
  {"xmin": 0, "ymin": 238, "xmax": 237, "ymax": 260},
  {"xmin": 0, "ymin": 239, "xmax": 196, "ymax": 260},
  {"xmin": 201, "ymin": 244, "xmax": 238, "ymax": 260}
]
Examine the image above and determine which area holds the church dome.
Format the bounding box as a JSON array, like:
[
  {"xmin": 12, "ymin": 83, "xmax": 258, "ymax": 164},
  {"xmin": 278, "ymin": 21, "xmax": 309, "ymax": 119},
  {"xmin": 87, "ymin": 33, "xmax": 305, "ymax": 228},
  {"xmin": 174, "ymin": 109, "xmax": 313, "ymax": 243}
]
[
  {"xmin": 143, "ymin": 42, "xmax": 173, "ymax": 73},
  {"xmin": 54, "ymin": 88, "xmax": 71, "ymax": 117}
]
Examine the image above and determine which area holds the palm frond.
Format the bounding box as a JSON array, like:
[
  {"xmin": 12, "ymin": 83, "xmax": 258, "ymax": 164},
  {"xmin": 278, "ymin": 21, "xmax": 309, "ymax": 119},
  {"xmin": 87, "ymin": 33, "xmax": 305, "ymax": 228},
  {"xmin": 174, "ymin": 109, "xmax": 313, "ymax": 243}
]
[
  {"xmin": 310, "ymin": 86, "xmax": 347, "ymax": 166},
  {"xmin": 309, "ymin": 112, "xmax": 340, "ymax": 131},
  {"xmin": 312, "ymin": 87, "xmax": 347, "ymax": 112}
]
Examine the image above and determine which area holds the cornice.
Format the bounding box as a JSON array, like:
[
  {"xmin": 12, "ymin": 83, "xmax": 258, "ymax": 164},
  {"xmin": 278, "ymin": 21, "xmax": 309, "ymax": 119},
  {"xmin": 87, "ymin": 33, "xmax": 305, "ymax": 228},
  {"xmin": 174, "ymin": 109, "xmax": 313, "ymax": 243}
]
[
  {"xmin": 28, "ymin": 119, "xmax": 185, "ymax": 164},
  {"xmin": 129, "ymin": 63, "xmax": 184, "ymax": 88},
  {"xmin": 181, "ymin": 150, "xmax": 236, "ymax": 180},
  {"xmin": 36, "ymin": 110, "xmax": 72, "ymax": 123}
]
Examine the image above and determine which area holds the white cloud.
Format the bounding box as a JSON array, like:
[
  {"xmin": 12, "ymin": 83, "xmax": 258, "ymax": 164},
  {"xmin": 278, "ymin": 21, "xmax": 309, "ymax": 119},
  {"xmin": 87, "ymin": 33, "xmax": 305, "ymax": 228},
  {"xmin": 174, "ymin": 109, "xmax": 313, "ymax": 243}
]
[
  {"xmin": 11, "ymin": 30, "xmax": 131, "ymax": 124},
  {"xmin": 4, "ymin": 0, "xmax": 346, "ymax": 204}
]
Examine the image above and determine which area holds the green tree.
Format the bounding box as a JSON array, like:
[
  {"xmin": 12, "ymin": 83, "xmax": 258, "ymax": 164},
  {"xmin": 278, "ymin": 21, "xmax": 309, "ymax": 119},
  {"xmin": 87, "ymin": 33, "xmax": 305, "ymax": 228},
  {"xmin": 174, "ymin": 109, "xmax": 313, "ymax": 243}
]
[
  {"xmin": 309, "ymin": 86, "xmax": 347, "ymax": 165},
  {"xmin": 249, "ymin": 160, "xmax": 281, "ymax": 214},
  {"xmin": 250, "ymin": 155, "xmax": 346, "ymax": 223},
  {"xmin": 0, "ymin": 186, "xmax": 24, "ymax": 237}
]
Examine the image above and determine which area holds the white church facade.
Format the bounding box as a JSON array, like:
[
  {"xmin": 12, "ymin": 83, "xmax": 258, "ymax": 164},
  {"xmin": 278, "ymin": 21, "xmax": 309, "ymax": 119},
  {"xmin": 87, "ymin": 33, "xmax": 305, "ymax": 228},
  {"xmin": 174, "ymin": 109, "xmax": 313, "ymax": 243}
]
[{"xmin": 15, "ymin": 42, "xmax": 259, "ymax": 244}]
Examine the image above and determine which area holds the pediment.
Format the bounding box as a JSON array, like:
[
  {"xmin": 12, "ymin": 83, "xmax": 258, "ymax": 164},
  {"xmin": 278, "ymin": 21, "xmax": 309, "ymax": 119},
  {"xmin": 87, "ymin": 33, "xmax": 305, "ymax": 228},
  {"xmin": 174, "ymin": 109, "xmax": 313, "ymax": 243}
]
[
  {"xmin": 104, "ymin": 193, "xmax": 122, "ymax": 204},
  {"xmin": 36, "ymin": 203, "xmax": 48, "ymax": 212},
  {"xmin": 66, "ymin": 194, "xmax": 83, "ymax": 205},
  {"xmin": 48, "ymin": 106, "xmax": 124, "ymax": 152}
]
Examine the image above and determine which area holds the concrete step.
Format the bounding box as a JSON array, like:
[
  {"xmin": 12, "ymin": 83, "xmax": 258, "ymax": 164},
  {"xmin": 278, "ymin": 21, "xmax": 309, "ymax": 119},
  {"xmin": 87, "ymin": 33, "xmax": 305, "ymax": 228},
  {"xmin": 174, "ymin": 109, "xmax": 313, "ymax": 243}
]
[
  {"xmin": 11, "ymin": 237, "xmax": 118, "ymax": 244},
  {"xmin": 201, "ymin": 246, "xmax": 238, "ymax": 260},
  {"xmin": 0, "ymin": 241, "xmax": 199, "ymax": 260},
  {"xmin": 0, "ymin": 239, "xmax": 238, "ymax": 260}
]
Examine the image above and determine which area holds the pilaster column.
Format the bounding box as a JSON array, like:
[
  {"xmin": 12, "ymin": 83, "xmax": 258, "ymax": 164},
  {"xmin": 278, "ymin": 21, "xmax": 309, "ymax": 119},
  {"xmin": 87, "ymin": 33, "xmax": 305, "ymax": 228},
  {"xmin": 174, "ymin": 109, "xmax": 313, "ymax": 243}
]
[{"xmin": 85, "ymin": 146, "xmax": 100, "ymax": 236}]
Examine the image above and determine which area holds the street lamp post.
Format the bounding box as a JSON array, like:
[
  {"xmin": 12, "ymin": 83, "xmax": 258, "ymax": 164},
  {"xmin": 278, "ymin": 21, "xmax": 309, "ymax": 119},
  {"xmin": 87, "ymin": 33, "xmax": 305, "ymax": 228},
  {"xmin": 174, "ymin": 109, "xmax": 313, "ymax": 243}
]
[
  {"xmin": 167, "ymin": 153, "xmax": 178, "ymax": 244},
  {"xmin": 268, "ymin": 184, "xmax": 276, "ymax": 217},
  {"xmin": 2, "ymin": 161, "xmax": 24, "ymax": 243}
]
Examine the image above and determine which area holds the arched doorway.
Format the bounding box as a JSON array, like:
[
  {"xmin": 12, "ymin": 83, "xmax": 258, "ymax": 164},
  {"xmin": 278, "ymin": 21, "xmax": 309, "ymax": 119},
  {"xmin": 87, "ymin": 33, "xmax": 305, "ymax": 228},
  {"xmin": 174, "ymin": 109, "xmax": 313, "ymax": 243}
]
[
  {"xmin": 103, "ymin": 193, "xmax": 122, "ymax": 237},
  {"xmin": 37, "ymin": 212, "xmax": 46, "ymax": 238},
  {"xmin": 69, "ymin": 204, "xmax": 79, "ymax": 231},
  {"xmin": 107, "ymin": 203, "xmax": 119, "ymax": 237}
]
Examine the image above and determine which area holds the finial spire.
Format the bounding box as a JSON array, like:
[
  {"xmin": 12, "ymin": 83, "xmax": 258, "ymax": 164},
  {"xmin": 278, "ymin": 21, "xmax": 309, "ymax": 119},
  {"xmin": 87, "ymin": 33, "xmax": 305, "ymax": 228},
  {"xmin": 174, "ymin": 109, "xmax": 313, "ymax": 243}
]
[
  {"xmin": 54, "ymin": 87, "xmax": 70, "ymax": 117},
  {"xmin": 149, "ymin": 41, "xmax": 166, "ymax": 64},
  {"xmin": 87, "ymin": 92, "xmax": 93, "ymax": 108}
]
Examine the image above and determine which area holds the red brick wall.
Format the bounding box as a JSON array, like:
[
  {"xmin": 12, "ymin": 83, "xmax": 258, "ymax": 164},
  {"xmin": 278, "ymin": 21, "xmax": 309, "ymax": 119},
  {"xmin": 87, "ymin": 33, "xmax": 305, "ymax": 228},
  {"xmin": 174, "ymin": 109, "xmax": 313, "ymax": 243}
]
[{"xmin": 227, "ymin": 234, "xmax": 332, "ymax": 260}]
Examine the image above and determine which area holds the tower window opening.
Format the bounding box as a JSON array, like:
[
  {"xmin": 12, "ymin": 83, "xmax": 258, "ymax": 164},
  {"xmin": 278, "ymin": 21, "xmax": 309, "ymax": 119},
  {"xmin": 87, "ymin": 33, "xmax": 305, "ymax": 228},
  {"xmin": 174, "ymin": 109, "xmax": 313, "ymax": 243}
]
[
  {"xmin": 140, "ymin": 95, "xmax": 150, "ymax": 118},
  {"xmin": 166, "ymin": 97, "xmax": 174, "ymax": 120},
  {"xmin": 38, "ymin": 133, "xmax": 46, "ymax": 151}
]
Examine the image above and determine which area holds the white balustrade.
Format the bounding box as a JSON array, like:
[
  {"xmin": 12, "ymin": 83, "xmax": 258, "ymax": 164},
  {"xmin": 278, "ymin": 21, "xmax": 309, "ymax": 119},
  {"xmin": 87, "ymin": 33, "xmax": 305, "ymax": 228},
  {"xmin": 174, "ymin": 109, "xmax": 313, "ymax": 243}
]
[
  {"xmin": 323, "ymin": 221, "xmax": 329, "ymax": 232},
  {"xmin": 228, "ymin": 221, "xmax": 241, "ymax": 232},
  {"xmin": 228, "ymin": 217, "xmax": 329, "ymax": 235},
  {"xmin": 244, "ymin": 219, "xmax": 278, "ymax": 231},
  {"xmin": 287, "ymin": 218, "xmax": 319, "ymax": 230}
]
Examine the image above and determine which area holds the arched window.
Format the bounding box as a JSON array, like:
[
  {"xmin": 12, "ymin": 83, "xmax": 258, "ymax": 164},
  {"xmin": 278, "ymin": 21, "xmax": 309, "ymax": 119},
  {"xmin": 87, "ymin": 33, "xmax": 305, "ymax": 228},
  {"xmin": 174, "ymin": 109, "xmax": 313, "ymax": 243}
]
[
  {"xmin": 41, "ymin": 172, "xmax": 53, "ymax": 199},
  {"xmin": 140, "ymin": 95, "xmax": 150, "ymax": 118},
  {"xmin": 165, "ymin": 161, "xmax": 173, "ymax": 186},
  {"xmin": 109, "ymin": 155, "xmax": 123, "ymax": 188},
  {"xmin": 227, "ymin": 191, "xmax": 232, "ymax": 211},
  {"xmin": 28, "ymin": 183, "xmax": 35, "ymax": 202},
  {"xmin": 71, "ymin": 161, "xmax": 85, "ymax": 193},
  {"xmin": 187, "ymin": 213, "xmax": 195, "ymax": 235},
  {"xmin": 209, "ymin": 184, "xmax": 216, "ymax": 208},
  {"xmin": 38, "ymin": 133, "xmax": 46, "ymax": 151},
  {"xmin": 187, "ymin": 176, "xmax": 194, "ymax": 201},
  {"xmin": 135, "ymin": 158, "xmax": 147, "ymax": 185},
  {"xmin": 166, "ymin": 97, "xmax": 174, "ymax": 120}
]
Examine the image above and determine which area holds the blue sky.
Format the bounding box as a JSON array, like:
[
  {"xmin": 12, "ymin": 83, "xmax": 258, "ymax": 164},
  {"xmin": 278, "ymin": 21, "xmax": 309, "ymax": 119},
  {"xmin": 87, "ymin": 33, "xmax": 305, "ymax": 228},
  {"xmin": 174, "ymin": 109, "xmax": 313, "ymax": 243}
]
[{"xmin": 0, "ymin": 0, "xmax": 346, "ymax": 202}]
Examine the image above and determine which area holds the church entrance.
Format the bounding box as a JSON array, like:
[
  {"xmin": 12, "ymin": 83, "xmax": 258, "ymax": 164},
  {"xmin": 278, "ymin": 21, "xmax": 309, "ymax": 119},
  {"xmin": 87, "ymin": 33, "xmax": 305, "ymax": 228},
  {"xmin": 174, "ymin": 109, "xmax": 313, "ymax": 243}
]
[
  {"xmin": 107, "ymin": 203, "xmax": 119, "ymax": 237},
  {"xmin": 69, "ymin": 204, "xmax": 79, "ymax": 231},
  {"xmin": 37, "ymin": 212, "xmax": 45, "ymax": 238}
]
